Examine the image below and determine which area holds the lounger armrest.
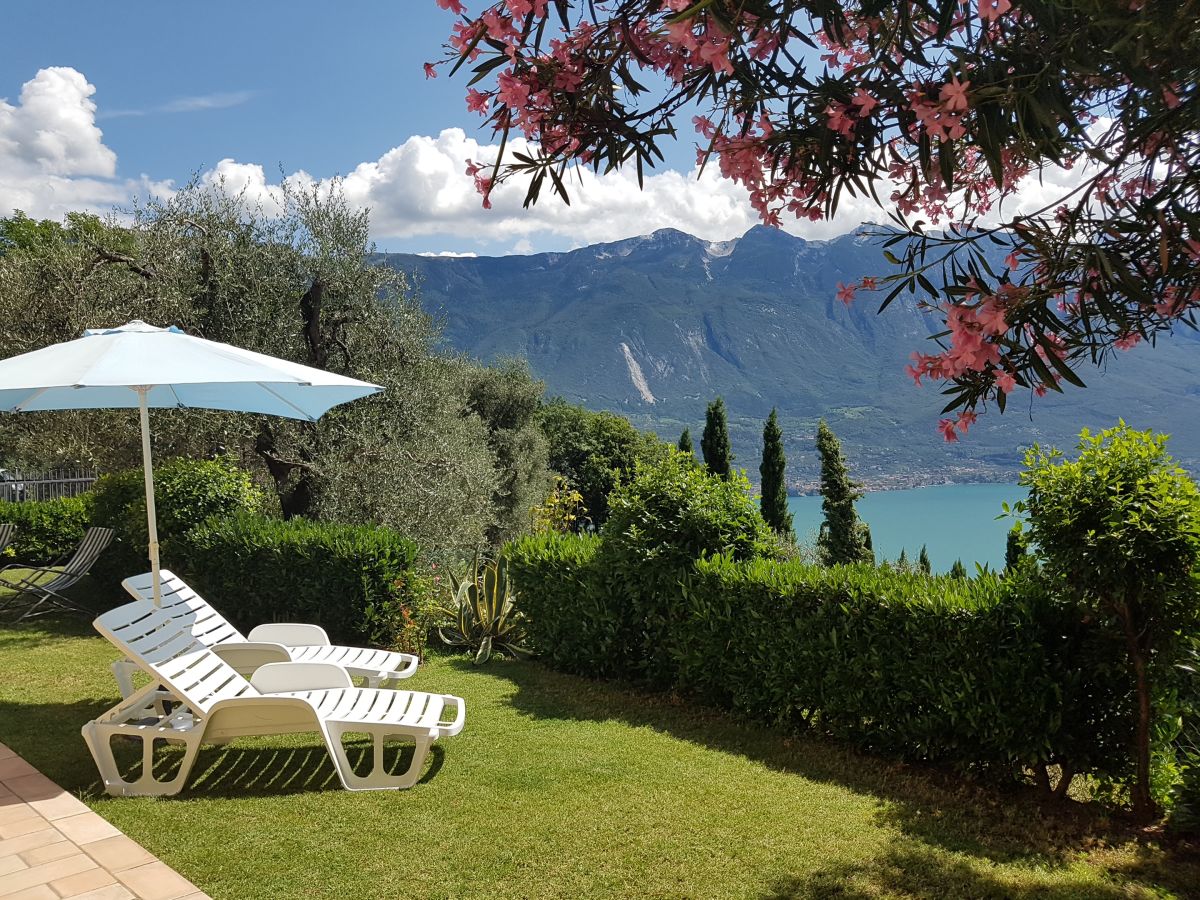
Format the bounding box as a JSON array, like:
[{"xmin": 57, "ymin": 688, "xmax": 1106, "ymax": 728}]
[
  {"xmin": 439, "ymin": 695, "xmax": 467, "ymax": 737},
  {"xmin": 212, "ymin": 642, "xmax": 293, "ymax": 678},
  {"xmin": 247, "ymin": 623, "xmax": 331, "ymax": 646},
  {"xmin": 251, "ymin": 662, "xmax": 354, "ymax": 693}
]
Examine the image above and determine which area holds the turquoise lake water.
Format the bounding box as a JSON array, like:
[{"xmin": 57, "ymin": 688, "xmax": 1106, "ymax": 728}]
[{"xmin": 787, "ymin": 483, "xmax": 1026, "ymax": 574}]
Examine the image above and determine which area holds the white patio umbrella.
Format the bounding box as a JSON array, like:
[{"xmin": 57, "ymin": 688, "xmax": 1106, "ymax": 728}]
[{"xmin": 0, "ymin": 321, "xmax": 383, "ymax": 605}]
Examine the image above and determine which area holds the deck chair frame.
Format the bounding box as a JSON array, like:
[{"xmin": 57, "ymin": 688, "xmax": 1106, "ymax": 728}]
[
  {"xmin": 0, "ymin": 526, "xmax": 113, "ymax": 621},
  {"xmin": 83, "ymin": 598, "xmax": 465, "ymax": 797},
  {"xmin": 113, "ymin": 570, "xmax": 419, "ymax": 696}
]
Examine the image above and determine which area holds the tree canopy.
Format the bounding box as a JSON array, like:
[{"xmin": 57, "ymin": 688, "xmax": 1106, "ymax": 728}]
[{"xmin": 433, "ymin": 1, "xmax": 1199, "ymax": 436}]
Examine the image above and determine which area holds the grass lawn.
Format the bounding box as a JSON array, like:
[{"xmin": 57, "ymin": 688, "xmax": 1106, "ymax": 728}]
[{"xmin": 0, "ymin": 614, "xmax": 1196, "ymax": 899}]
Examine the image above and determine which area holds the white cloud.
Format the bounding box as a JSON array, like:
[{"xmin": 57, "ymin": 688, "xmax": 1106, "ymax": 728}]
[{"xmin": 101, "ymin": 90, "xmax": 258, "ymax": 119}]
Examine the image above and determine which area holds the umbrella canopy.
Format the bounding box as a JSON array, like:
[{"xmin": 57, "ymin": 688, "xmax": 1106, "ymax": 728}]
[{"xmin": 0, "ymin": 321, "xmax": 383, "ymax": 604}]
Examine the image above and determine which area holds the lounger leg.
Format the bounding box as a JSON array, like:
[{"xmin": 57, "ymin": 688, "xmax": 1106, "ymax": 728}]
[
  {"xmin": 321, "ymin": 724, "xmax": 436, "ymax": 791},
  {"xmin": 111, "ymin": 660, "xmax": 138, "ymax": 699},
  {"xmin": 82, "ymin": 722, "xmax": 203, "ymax": 798}
]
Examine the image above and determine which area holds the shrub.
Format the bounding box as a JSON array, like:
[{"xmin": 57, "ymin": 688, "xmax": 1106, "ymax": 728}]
[
  {"xmin": 89, "ymin": 457, "xmax": 265, "ymax": 589},
  {"xmin": 592, "ymin": 451, "xmax": 772, "ymax": 685},
  {"xmin": 438, "ymin": 552, "xmax": 529, "ymax": 664},
  {"xmin": 166, "ymin": 513, "xmax": 421, "ymax": 647},
  {"xmin": 0, "ymin": 495, "xmax": 93, "ymax": 565}
]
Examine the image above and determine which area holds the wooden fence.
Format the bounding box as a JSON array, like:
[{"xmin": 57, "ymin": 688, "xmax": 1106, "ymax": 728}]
[{"xmin": 0, "ymin": 467, "xmax": 99, "ymax": 502}]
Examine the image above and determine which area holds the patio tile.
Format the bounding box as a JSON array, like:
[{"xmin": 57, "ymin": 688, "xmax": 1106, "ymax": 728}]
[
  {"xmin": 0, "ymin": 801, "xmax": 41, "ymax": 825},
  {"xmin": 2, "ymin": 887, "xmax": 57, "ymax": 900},
  {"xmin": 0, "ymin": 852, "xmax": 30, "ymax": 876},
  {"xmin": 0, "ymin": 743, "xmax": 17, "ymax": 760},
  {"xmin": 6, "ymin": 773, "xmax": 62, "ymax": 802},
  {"xmin": 79, "ymin": 835, "xmax": 154, "ymax": 873},
  {"xmin": 0, "ymin": 852, "xmax": 96, "ymax": 897},
  {"xmin": 48, "ymin": 866, "xmax": 117, "ymax": 897},
  {"xmin": 20, "ymin": 841, "xmax": 80, "ymax": 866},
  {"xmin": 0, "ymin": 828, "xmax": 65, "ymax": 858},
  {"xmin": 50, "ymin": 814, "xmax": 120, "ymax": 846},
  {"xmin": 115, "ymin": 861, "xmax": 203, "ymax": 900},
  {"xmin": 0, "ymin": 756, "xmax": 38, "ymax": 781},
  {"xmin": 0, "ymin": 818, "xmax": 52, "ymax": 840},
  {"xmin": 61, "ymin": 887, "xmax": 135, "ymax": 900}
]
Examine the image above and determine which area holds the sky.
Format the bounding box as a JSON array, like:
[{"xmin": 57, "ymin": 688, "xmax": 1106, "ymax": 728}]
[{"xmin": 1, "ymin": 2, "xmax": 1083, "ymax": 257}]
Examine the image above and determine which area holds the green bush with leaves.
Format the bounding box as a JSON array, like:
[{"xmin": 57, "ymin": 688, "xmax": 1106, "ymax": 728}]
[
  {"xmin": 166, "ymin": 513, "xmax": 420, "ymax": 648},
  {"xmin": 438, "ymin": 552, "xmax": 529, "ymax": 664},
  {"xmin": 0, "ymin": 495, "xmax": 92, "ymax": 565},
  {"xmin": 89, "ymin": 457, "xmax": 265, "ymax": 590},
  {"xmin": 1019, "ymin": 422, "xmax": 1200, "ymax": 821}
]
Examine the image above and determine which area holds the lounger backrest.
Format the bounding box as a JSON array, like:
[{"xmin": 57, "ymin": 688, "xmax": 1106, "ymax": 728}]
[
  {"xmin": 0, "ymin": 523, "xmax": 13, "ymax": 554},
  {"xmin": 94, "ymin": 598, "xmax": 260, "ymax": 713},
  {"xmin": 35, "ymin": 526, "xmax": 114, "ymax": 593},
  {"xmin": 122, "ymin": 570, "xmax": 245, "ymax": 647}
]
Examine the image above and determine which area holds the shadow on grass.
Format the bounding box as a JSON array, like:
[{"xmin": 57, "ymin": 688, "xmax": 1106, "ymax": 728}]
[
  {"xmin": 0, "ymin": 698, "xmax": 446, "ymax": 800},
  {"xmin": 461, "ymin": 657, "xmax": 1195, "ymax": 894}
]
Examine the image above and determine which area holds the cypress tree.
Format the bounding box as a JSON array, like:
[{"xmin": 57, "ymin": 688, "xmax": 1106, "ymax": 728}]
[
  {"xmin": 918, "ymin": 544, "xmax": 932, "ymax": 574},
  {"xmin": 897, "ymin": 548, "xmax": 909, "ymax": 570},
  {"xmin": 1004, "ymin": 526, "xmax": 1028, "ymax": 572},
  {"xmin": 815, "ymin": 419, "xmax": 873, "ymax": 565},
  {"xmin": 759, "ymin": 408, "xmax": 793, "ymax": 536},
  {"xmin": 949, "ymin": 559, "xmax": 968, "ymax": 579},
  {"xmin": 700, "ymin": 397, "xmax": 733, "ymax": 479},
  {"xmin": 678, "ymin": 428, "xmax": 693, "ymax": 454}
]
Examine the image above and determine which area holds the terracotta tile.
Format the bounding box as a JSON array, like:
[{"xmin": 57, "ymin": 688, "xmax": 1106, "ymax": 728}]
[
  {"xmin": 0, "ymin": 744, "xmax": 16, "ymax": 760},
  {"xmin": 50, "ymin": 814, "xmax": 120, "ymax": 846},
  {"xmin": 6, "ymin": 774, "xmax": 65, "ymax": 803},
  {"xmin": 0, "ymin": 818, "xmax": 51, "ymax": 839},
  {"xmin": 0, "ymin": 852, "xmax": 30, "ymax": 875},
  {"xmin": 1, "ymin": 887, "xmax": 57, "ymax": 900},
  {"xmin": 19, "ymin": 841, "xmax": 79, "ymax": 866},
  {"xmin": 48, "ymin": 866, "xmax": 117, "ymax": 897},
  {"xmin": 23, "ymin": 793, "xmax": 89, "ymax": 823},
  {"xmin": 0, "ymin": 852, "xmax": 96, "ymax": 897},
  {"xmin": 0, "ymin": 801, "xmax": 41, "ymax": 825},
  {"xmin": 115, "ymin": 861, "xmax": 200, "ymax": 900},
  {"xmin": 0, "ymin": 828, "xmax": 64, "ymax": 859},
  {"xmin": 0, "ymin": 756, "xmax": 38, "ymax": 781},
  {"xmin": 0, "ymin": 786, "xmax": 21, "ymax": 803},
  {"xmin": 80, "ymin": 836, "xmax": 154, "ymax": 873},
  {"xmin": 62, "ymin": 886, "xmax": 134, "ymax": 900}
]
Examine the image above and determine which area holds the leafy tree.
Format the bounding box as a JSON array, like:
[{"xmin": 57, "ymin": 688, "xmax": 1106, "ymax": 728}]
[
  {"xmin": 1019, "ymin": 422, "xmax": 1200, "ymax": 822},
  {"xmin": 759, "ymin": 408, "xmax": 792, "ymax": 536},
  {"xmin": 537, "ymin": 399, "xmax": 667, "ymax": 529},
  {"xmin": 434, "ymin": 2, "xmax": 1199, "ymax": 429},
  {"xmin": 0, "ymin": 188, "xmax": 524, "ymax": 561},
  {"xmin": 677, "ymin": 427, "xmax": 693, "ymax": 455},
  {"xmin": 949, "ymin": 559, "xmax": 968, "ymax": 579},
  {"xmin": 1004, "ymin": 526, "xmax": 1029, "ymax": 573},
  {"xmin": 700, "ymin": 397, "xmax": 733, "ymax": 480},
  {"xmin": 918, "ymin": 544, "xmax": 932, "ymax": 575},
  {"xmin": 816, "ymin": 419, "xmax": 872, "ymax": 565}
]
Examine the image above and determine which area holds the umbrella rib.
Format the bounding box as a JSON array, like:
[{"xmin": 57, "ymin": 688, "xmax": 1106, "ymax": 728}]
[{"xmin": 257, "ymin": 383, "xmax": 319, "ymax": 421}]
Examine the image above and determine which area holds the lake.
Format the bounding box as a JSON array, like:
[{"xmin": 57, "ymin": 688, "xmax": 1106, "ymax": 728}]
[{"xmin": 787, "ymin": 483, "xmax": 1025, "ymax": 574}]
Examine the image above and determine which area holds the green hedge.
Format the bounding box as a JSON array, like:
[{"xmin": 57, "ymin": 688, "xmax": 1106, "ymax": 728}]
[
  {"xmin": 166, "ymin": 513, "xmax": 421, "ymax": 646},
  {"xmin": 0, "ymin": 495, "xmax": 93, "ymax": 565},
  {"xmin": 506, "ymin": 535, "xmax": 1133, "ymax": 785}
]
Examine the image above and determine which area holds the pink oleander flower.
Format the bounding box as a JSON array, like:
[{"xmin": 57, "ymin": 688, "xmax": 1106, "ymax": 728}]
[
  {"xmin": 1163, "ymin": 83, "xmax": 1182, "ymax": 109},
  {"xmin": 861, "ymin": 276, "xmax": 877, "ymax": 291},
  {"xmin": 836, "ymin": 281, "xmax": 857, "ymax": 305},
  {"xmin": 939, "ymin": 76, "xmax": 971, "ymax": 112},
  {"xmin": 1004, "ymin": 251, "xmax": 1019, "ymax": 271},
  {"xmin": 978, "ymin": 0, "xmax": 1012, "ymax": 24},
  {"xmin": 424, "ymin": 62, "xmax": 438, "ymax": 79},
  {"xmin": 435, "ymin": 0, "xmax": 466, "ymax": 13},
  {"xmin": 466, "ymin": 88, "xmax": 491, "ymax": 113},
  {"xmin": 851, "ymin": 88, "xmax": 879, "ymax": 116},
  {"xmin": 956, "ymin": 410, "xmax": 977, "ymax": 434},
  {"xmin": 1115, "ymin": 331, "xmax": 1142, "ymax": 351},
  {"xmin": 938, "ymin": 418, "xmax": 959, "ymax": 442},
  {"xmin": 995, "ymin": 369, "xmax": 1017, "ymax": 393}
]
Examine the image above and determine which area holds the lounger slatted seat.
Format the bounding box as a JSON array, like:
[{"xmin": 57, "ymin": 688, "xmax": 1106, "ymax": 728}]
[
  {"xmin": 0, "ymin": 523, "xmax": 13, "ymax": 556},
  {"xmin": 0, "ymin": 526, "xmax": 113, "ymax": 621},
  {"xmin": 82, "ymin": 597, "xmax": 466, "ymax": 796},
  {"xmin": 113, "ymin": 570, "xmax": 418, "ymax": 696}
]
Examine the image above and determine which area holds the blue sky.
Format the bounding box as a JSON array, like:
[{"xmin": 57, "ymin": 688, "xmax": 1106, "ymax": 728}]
[{"xmin": 2, "ymin": 2, "xmax": 1069, "ymax": 256}]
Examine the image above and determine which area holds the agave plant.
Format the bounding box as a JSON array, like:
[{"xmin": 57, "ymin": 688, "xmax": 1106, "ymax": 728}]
[{"xmin": 438, "ymin": 552, "xmax": 530, "ymax": 664}]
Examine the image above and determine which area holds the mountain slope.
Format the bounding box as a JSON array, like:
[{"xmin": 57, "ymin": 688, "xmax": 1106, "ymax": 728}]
[{"xmin": 382, "ymin": 226, "xmax": 1199, "ymax": 487}]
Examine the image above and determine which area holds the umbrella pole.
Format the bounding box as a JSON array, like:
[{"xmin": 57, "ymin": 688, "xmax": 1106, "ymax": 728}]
[{"xmin": 136, "ymin": 387, "xmax": 162, "ymax": 606}]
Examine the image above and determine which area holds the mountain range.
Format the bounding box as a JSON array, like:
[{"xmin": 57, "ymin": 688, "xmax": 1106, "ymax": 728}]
[{"xmin": 380, "ymin": 226, "xmax": 1199, "ymax": 489}]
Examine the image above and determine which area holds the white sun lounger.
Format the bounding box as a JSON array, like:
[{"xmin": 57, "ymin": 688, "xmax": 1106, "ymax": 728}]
[
  {"xmin": 112, "ymin": 570, "xmax": 419, "ymax": 697},
  {"xmin": 83, "ymin": 597, "xmax": 466, "ymax": 796}
]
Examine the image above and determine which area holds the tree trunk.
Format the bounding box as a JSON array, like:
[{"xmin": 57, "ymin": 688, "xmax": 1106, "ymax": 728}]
[
  {"xmin": 254, "ymin": 425, "xmax": 315, "ymax": 520},
  {"xmin": 1117, "ymin": 599, "xmax": 1157, "ymax": 823}
]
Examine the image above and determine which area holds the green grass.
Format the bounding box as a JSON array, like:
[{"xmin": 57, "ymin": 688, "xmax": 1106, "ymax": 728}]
[{"xmin": 0, "ymin": 618, "xmax": 1195, "ymax": 899}]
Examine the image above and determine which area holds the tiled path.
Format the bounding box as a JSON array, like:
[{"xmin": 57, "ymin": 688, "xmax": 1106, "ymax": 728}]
[{"xmin": 0, "ymin": 743, "xmax": 209, "ymax": 900}]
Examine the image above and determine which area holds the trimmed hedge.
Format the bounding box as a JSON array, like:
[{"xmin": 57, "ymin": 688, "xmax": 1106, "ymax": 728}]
[
  {"xmin": 506, "ymin": 539, "xmax": 1134, "ymax": 784},
  {"xmin": 166, "ymin": 513, "xmax": 421, "ymax": 646},
  {"xmin": 0, "ymin": 495, "xmax": 92, "ymax": 565}
]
